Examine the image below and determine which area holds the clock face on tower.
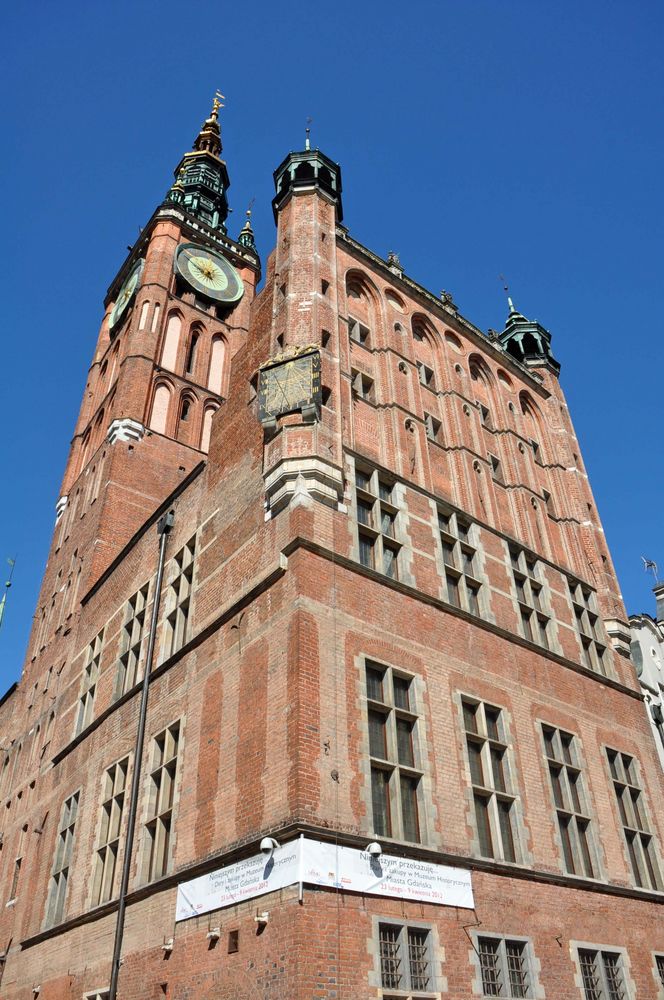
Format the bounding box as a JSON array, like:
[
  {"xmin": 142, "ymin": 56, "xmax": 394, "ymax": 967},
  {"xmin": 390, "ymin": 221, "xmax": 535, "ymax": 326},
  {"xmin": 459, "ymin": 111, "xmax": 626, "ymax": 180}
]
[
  {"xmin": 174, "ymin": 242, "xmax": 244, "ymax": 304},
  {"xmin": 109, "ymin": 259, "xmax": 144, "ymax": 331}
]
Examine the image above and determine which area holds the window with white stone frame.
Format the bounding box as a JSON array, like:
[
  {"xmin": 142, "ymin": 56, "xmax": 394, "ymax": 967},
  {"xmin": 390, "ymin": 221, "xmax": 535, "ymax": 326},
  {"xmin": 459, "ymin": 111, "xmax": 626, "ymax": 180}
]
[
  {"xmin": 92, "ymin": 757, "xmax": 129, "ymax": 905},
  {"xmin": 438, "ymin": 510, "xmax": 482, "ymax": 615},
  {"xmin": 74, "ymin": 630, "xmax": 104, "ymax": 735},
  {"xmin": 365, "ymin": 661, "xmax": 423, "ymax": 844},
  {"xmin": 84, "ymin": 990, "xmax": 110, "ymax": 1000},
  {"xmin": 143, "ymin": 721, "xmax": 181, "ymax": 882},
  {"xmin": 472, "ymin": 933, "xmax": 538, "ymax": 998},
  {"xmin": 576, "ymin": 946, "xmax": 630, "ymax": 1000},
  {"xmin": 45, "ymin": 791, "xmax": 80, "ymax": 927},
  {"xmin": 354, "ymin": 466, "xmax": 402, "ymax": 580},
  {"xmin": 605, "ymin": 747, "xmax": 661, "ymax": 890},
  {"xmin": 654, "ymin": 954, "xmax": 664, "ymax": 996},
  {"xmin": 541, "ymin": 725, "xmax": 598, "ymax": 878},
  {"xmin": 509, "ymin": 546, "xmax": 550, "ymax": 649},
  {"xmin": 568, "ymin": 578, "xmax": 608, "ymax": 675},
  {"xmin": 461, "ymin": 698, "xmax": 521, "ymax": 863},
  {"xmin": 115, "ymin": 583, "xmax": 149, "ymax": 697},
  {"xmin": 377, "ymin": 920, "xmax": 437, "ymax": 998},
  {"xmin": 164, "ymin": 536, "xmax": 196, "ymax": 657}
]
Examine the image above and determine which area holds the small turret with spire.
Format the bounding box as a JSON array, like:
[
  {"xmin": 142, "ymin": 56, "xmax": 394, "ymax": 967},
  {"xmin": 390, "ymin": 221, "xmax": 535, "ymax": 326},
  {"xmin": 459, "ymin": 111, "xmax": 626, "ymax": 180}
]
[
  {"xmin": 238, "ymin": 207, "xmax": 256, "ymax": 250},
  {"xmin": 165, "ymin": 92, "xmax": 230, "ymax": 232},
  {"xmin": 497, "ymin": 279, "xmax": 560, "ymax": 375}
]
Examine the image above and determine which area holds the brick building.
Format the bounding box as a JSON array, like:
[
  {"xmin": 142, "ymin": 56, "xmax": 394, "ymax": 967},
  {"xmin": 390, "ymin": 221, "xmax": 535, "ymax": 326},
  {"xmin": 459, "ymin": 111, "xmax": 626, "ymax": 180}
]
[{"xmin": 0, "ymin": 100, "xmax": 663, "ymax": 999}]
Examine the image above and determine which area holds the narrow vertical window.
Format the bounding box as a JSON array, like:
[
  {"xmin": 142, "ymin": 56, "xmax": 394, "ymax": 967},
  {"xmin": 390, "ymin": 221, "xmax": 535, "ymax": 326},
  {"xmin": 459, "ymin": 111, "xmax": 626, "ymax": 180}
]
[
  {"xmin": 606, "ymin": 748, "xmax": 661, "ymax": 890},
  {"xmin": 462, "ymin": 699, "xmax": 519, "ymax": 862},
  {"xmin": 145, "ymin": 723, "xmax": 180, "ymax": 881},
  {"xmin": 165, "ymin": 536, "xmax": 196, "ymax": 657},
  {"xmin": 185, "ymin": 330, "xmax": 199, "ymax": 374},
  {"xmin": 93, "ymin": 758, "xmax": 128, "ymax": 904},
  {"xmin": 365, "ymin": 662, "xmax": 422, "ymax": 843},
  {"xmin": 542, "ymin": 725, "xmax": 596, "ymax": 877},
  {"xmin": 75, "ymin": 630, "xmax": 104, "ymax": 735},
  {"xmin": 8, "ymin": 857, "xmax": 21, "ymax": 902},
  {"xmin": 45, "ymin": 791, "xmax": 80, "ymax": 927}
]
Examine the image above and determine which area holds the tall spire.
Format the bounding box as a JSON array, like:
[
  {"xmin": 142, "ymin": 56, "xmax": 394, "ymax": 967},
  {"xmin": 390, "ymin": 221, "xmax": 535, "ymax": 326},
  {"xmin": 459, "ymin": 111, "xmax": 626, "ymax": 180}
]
[{"xmin": 165, "ymin": 93, "xmax": 230, "ymax": 232}]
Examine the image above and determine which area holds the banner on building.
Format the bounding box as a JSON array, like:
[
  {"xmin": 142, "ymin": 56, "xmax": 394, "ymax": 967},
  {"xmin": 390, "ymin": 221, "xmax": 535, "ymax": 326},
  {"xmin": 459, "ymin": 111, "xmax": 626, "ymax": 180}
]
[{"xmin": 175, "ymin": 837, "xmax": 473, "ymax": 922}]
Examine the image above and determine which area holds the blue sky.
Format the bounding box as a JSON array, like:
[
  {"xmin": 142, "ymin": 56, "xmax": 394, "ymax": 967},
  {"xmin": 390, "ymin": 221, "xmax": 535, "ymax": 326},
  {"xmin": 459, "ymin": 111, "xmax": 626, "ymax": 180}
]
[{"xmin": 1, "ymin": 0, "xmax": 662, "ymax": 690}]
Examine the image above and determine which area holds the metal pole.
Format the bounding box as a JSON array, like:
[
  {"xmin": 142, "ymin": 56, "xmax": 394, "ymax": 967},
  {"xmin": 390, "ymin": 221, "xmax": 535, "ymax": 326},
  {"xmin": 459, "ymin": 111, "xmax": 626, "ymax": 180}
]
[{"xmin": 108, "ymin": 510, "xmax": 174, "ymax": 1000}]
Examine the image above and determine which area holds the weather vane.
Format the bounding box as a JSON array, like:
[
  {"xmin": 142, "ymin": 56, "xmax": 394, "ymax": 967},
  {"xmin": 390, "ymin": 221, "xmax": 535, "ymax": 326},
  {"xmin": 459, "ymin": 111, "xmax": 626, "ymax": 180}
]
[
  {"xmin": 0, "ymin": 556, "xmax": 16, "ymax": 634},
  {"xmin": 642, "ymin": 556, "xmax": 659, "ymax": 581},
  {"xmin": 305, "ymin": 116, "xmax": 313, "ymax": 151},
  {"xmin": 212, "ymin": 90, "xmax": 225, "ymax": 115},
  {"xmin": 499, "ymin": 273, "xmax": 515, "ymax": 312}
]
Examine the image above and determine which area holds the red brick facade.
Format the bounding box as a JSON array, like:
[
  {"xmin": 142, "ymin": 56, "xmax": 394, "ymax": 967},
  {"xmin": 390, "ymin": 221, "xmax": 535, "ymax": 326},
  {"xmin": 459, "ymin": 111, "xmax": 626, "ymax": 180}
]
[{"xmin": 0, "ymin": 114, "xmax": 662, "ymax": 1000}]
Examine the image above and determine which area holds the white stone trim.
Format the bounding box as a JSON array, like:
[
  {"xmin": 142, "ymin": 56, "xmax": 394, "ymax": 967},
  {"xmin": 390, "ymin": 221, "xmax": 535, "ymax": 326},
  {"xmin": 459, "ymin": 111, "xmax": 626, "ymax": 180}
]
[{"xmin": 106, "ymin": 418, "xmax": 146, "ymax": 445}]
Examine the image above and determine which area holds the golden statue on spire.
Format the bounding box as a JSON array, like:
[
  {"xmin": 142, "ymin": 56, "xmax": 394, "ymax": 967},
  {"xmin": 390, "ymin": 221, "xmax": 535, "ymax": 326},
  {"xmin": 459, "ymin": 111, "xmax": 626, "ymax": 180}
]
[{"xmin": 211, "ymin": 90, "xmax": 225, "ymax": 117}]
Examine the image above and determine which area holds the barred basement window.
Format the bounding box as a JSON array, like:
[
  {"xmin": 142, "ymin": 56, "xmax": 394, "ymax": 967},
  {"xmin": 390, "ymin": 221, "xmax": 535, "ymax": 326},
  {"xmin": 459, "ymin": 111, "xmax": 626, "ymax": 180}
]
[
  {"xmin": 349, "ymin": 317, "xmax": 371, "ymax": 347},
  {"xmin": 462, "ymin": 699, "xmax": 519, "ymax": 862},
  {"xmin": 417, "ymin": 361, "xmax": 435, "ymax": 389},
  {"xmin": 379, "ymin": 922, "xmax": 433, "ymax": 996},
  {"xmin": 606, "ymin": 748, "xmax": 661, "ymax": 890},
  {"xmin": 116, "ymin": 584, "xmax": 149, "ymax": 697},
  {"xmin": 568, "ymin": 580, "xmax": 607, "ymax": 675},
  {"xmin": 165, "ymin": 537, "xmax": 196, "ymax": 657},
  {"xmin": 542, "ymin": 726, "xmax": 596, "ymax": 877},
  {"xmin": 93, "ymin": 757, "xmax": 128, "ymax": 905},
  {"xmin": 355, "ymin": 468, "xmax": 401, "ymax": 580},
  {"xmin": 655, "ymin": 954, "xmax": 664, "ymax": 989},
  {"xmin": 578, "ymin": 948, "xmax": 628, "ymax": 1000},
  {"xmin": 366, "ymin": 662, "xmax": 422, "ymax": 843},
  {"xmin": 45, "ymin": 791, "xmax": 79, "ymax": 927},
  {"xmin": 351, "ymin": 368, "xmax": 375, "ymax": 402},
  {"xmin": 75, "ymin": 630, "xmax": 104, "ymax": 735},
  {"xmin": 424, "ymin": 412, "xmax": 441, "ymax": 443},
  {"xmin": 509, "ymin": 547, "xmax": 549, "ymax": 649},
  {"xmin": 145, "ymin": 722, "xmax": 180, "ymax": 881},
  {"xmin": 438, "ymin": 511, "xmax": 482, "ymax": 615},
  {"xmin": 477, "ymin": 936, "xmax": 533, "ymax": 998}
]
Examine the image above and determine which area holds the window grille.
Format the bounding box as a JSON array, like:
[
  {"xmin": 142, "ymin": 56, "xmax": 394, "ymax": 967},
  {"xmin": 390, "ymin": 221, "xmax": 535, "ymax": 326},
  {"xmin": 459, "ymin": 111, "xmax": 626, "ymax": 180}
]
[
  {"xmin": 477, "ymin": 936, "xmax": 532, "ymax": 998},
  {"xmin": 578, "ymin": 948, "xmax": 627, "ymax": 1000},
  {"xmin": 379, "ymin": 922, "xmax": 432, "ymax": 996}
]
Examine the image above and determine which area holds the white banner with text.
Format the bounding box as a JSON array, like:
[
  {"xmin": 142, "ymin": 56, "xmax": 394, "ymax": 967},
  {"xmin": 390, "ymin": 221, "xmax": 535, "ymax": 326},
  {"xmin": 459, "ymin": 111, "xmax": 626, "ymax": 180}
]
[{"xmin": 175, "ymin": 838, "xmax": 473, "ymax": 922}]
